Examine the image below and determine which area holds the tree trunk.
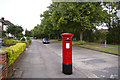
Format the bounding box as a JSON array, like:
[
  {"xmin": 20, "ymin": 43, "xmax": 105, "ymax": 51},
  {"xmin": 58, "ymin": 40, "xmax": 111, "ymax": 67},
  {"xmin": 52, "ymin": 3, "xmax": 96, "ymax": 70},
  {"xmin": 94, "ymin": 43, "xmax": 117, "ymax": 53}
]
[
  {"xmin": 14, "ymin": 33, "xmax": 16, "ymax": 37},
  {"xmin": 49, "ymin": 34, "xmax": 51, "ymax": 39},
  {"xmin": 58, "ymin": 34, "xmax": 59, "ymax": 39},
  {"xmin": 80, "ymin": 31, "xmax": 83, "ymax": 41},
  {"xmin": 8, "ymin": 33, "xmax": 9, "ymax": 38}
]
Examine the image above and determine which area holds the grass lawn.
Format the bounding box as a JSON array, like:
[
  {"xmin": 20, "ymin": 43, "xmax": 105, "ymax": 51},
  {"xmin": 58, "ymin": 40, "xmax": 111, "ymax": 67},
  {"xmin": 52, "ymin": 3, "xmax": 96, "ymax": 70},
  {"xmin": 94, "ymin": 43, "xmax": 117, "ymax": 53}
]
[
  {"xmin": 50, "ymin": 39, "xmax": 61, "ymax": 42},
  {"xmin": 50, "ymin": 39, "xmax": 58, "ymax": 42},
  {"xmin": 88, "ymin": 42, "xmax": 119, "ymax": 48},
  {"xmin": 78, "ymin": 44, "xmax": 119, "ymax": 54}
]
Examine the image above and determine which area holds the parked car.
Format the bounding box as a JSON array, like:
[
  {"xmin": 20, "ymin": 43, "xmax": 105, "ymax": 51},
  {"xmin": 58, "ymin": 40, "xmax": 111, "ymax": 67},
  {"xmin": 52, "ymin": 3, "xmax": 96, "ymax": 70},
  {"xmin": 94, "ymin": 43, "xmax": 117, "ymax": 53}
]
[{"xmin": 42, "ymin": 38, "xmax": 50, "ymax": 44}]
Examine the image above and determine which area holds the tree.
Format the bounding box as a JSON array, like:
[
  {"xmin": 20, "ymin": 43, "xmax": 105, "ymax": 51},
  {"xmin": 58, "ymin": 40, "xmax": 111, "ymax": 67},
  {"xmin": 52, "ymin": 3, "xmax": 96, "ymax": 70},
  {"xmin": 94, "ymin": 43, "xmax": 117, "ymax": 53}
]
[
  {"xmin": 25, "ymin": 29, "xmax": 32, "ymax": 37},
  {"xmin": 6, "ymin": 24, "xmax": 23, "ymax": 37},
  {"xmin": 16, "ymin": 33, "xmax": 24, "ymax": 39},
  {"xmin": 32, "ymin": 2, "xmax": 109, "ymax": 40},
  {"xmin": 48, "ymin": 2, "xmax": 109, "ymax": 40},
  {"xmin": 104, "ymin": 2, "xmax": 120, "ymax": 44}
]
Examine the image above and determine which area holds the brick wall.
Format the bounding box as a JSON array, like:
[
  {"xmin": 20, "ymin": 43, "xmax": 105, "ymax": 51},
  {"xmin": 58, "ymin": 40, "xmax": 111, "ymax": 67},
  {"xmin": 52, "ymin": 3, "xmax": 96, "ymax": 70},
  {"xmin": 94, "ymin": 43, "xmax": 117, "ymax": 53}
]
[{"xmin": 0, "ymin": 51, "xmax": 7, "ymax": 80}]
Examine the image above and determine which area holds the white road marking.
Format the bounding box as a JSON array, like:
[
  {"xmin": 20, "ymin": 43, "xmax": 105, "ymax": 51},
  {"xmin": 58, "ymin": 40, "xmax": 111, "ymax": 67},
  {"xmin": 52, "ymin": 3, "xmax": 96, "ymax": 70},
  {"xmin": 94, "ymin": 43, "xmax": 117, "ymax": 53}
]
[{"xmin": 110, "ymin": 74, "xmax": 118, "ymax": 78}]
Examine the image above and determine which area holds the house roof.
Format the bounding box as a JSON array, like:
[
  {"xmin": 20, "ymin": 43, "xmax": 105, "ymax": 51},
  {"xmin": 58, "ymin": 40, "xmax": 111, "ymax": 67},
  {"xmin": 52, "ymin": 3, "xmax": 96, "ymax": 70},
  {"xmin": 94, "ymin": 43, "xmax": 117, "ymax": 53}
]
[{"xmin": 0, "ymin": 19, "xmax": 12, "ymax": 25}]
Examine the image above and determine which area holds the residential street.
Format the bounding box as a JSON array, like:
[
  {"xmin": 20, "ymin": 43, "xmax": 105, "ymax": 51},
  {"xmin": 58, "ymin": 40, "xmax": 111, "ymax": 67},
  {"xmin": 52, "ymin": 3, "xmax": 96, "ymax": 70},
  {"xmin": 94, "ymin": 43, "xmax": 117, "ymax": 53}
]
[
  {"xmin": 1, "ymin": 1, "xmax": 119, "ymax": 80},
  {"xmin": 13, "ymin": 40, "xmax": 118, "ymax": 78},
  {"xmin": 13, "ymin": 40, "xmax": 87, "ymax": 78}
]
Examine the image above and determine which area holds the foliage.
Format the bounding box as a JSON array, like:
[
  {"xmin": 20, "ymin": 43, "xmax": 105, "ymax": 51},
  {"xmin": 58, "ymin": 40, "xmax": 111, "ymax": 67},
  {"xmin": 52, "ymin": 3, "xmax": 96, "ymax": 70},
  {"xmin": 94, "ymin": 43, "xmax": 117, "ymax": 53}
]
[
  {"xmin": 1, "ymin": 43, "xmax": 26, "ymax": 66},
  {"xmin": 103, "ymin": 2, "xmax": 119, "ymax": 28},
  {"xmin": 94, "ymin": 30, "xmax": 107, "ymax": 43},
  {"xmin": 83, "ymin": 29, "xmax": 107, "ymax": 43},
  {"xmin": 83, "ymin": 29, "xmax": 95, "ymax": 42},
  {"xmin": 7, "ymin": 37, "xmax": 14, "ymax": 39},
  {"xmin": 3, "ymin": 39, "xmax": 22, "ymax": 45},
  {"xmin": 76, "ymin": 41, "xmax": 86, "ymax": 45},
  {"xmin": 6, "ymin": 24, "xmax": 23, "ymax": 37},
  {"xmin": 103, "ymin": 2, "xmax": 120, "ymax": 44},
  {"xmin": 31, "ymin": 2, "xmax": 119, "ymax": 44},
  {"xmin": 58, "ymin": 39, "xmax": 62, "ymax": 41},
  {"xmin": 27, "ymin": 37, "xmax": 31, "ymax": 43},
  {"xmin": 21, "ymin": 38, "xmax": 25, "ymax": 41},
  {"xmin": 106, "ymin": 26, "xmax": 120, "ymax": 44},
  {"xmin": 25, "ymin": 29, "xmax": 32, "ymax": 37},
  {"xmin": 23, "ymin": 41, "xmax": 29, "ymax": 45},
  {"xmin": 2, "ymin": 38, "xmax": 30, "ymax": 46},
  {"xmin": 2, "ymin": 31, "xmax": 6, "ymax": 37},
  {"xmin": 16, "ymin": 33, "xmax": 24, "ymax": 39},
  {"xmin": 32, "ymin": 2, "xmax": 109, "ymax": 40}
]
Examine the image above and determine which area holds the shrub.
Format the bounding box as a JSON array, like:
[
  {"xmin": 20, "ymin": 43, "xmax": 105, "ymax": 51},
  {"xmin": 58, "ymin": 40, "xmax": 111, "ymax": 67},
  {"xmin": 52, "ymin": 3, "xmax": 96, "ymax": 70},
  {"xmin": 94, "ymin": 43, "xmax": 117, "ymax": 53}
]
[
  {"xmin": 21, "ymin": 38, "xmax": 25, "ymax": 41},
  {"xmin": 26, "ymin": 37, "xmax": 31, "ymax": 43},
  {"xmin": 76, "ymin": 41, "xmax": 86, "ymax": 45},
  {"xmin": 1, "ymin": 43, "xmax": 26, "ymax": 66},
  {"xmin": 106, "ymin": 27, "xmax": 120, "ymax": 44},
  {"xmin": 8, "ymin": 37, "xmax": 13, "ymax": 39},
  {"xmin": 58, "ymin": 39, "xmax": 62, "ymax": 41},
  {"xmin": 3, "ymin": 39, "xmax": 22, "ymax": 45},
  {"xmin": 22, "ymin": 41, "xmax": 29, "ymax": 45},
  {"xmin": 27, "ymin": 37, "xmax": 30, "ymax": 40}
]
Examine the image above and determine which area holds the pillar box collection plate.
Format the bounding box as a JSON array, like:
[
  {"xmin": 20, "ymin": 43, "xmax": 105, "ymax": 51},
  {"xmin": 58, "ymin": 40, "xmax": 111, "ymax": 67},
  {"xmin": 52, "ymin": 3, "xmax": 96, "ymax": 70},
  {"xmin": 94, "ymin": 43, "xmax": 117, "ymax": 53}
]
[{"xmin": 61, "ymin": 33, "xmax": 74, "ymax": 75}]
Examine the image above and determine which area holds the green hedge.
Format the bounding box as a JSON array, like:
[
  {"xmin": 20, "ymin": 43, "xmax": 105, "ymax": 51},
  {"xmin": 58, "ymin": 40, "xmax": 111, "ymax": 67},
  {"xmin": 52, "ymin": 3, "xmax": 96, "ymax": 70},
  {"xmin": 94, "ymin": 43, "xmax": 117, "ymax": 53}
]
[
  {"xmin": 1, "ymin": 43, "xmax": 26, "ymax": 66},
  {"xmin": 3, "ymin": 39, "xmax": 22, "ymax": 45},
  {"xmin": 58, "ymin": 39, "xmax": 62, "ymax": 41},
  {"xmin": 76, "ymin": 41, "xmax": 86, "ymax": 45},
  {"xmin": 3, "ymin": 39, "xmax": 29, "ymax": 46},
  {"xmin": 22, "ymin": 41, "xmax": 29, "ymax": 45}
]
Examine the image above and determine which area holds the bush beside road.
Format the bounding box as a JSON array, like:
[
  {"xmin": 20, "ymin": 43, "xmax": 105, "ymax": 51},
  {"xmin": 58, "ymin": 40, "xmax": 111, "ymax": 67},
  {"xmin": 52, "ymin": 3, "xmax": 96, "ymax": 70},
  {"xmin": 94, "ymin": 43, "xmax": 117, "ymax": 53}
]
[{"xmin": 1, "ymin": 43, "xmax": 26, "ymax": 66}]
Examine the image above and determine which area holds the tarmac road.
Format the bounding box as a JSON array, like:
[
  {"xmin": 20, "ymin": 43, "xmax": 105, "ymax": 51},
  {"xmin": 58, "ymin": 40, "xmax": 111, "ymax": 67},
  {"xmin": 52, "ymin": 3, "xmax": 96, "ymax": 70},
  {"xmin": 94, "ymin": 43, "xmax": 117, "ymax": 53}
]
[
  {"xmin": 13, "ymin": 40, "xmax": 119, "ymax": 79},
  {"xmin": 13, "ymin": 40, "xmax": 87, "ymax": 78},
  {"xmin": 43, "ymin": 40, "xmax": 119, "ymax": 79}
]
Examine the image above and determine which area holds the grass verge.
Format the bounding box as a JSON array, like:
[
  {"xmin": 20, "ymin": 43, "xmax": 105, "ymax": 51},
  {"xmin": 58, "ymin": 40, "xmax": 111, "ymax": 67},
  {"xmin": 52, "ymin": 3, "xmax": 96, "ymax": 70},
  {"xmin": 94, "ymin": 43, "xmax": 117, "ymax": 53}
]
[
  {"xmin": 79, "ymin": 44, "xmax": 119, "ymax": 54},
  {"xmin": 88, "ymin": 42, "xmax": 119, "ymax": 48},
  {"xmin": 50, "ymin": 39, "xmax": 61, "ymax": 42}
]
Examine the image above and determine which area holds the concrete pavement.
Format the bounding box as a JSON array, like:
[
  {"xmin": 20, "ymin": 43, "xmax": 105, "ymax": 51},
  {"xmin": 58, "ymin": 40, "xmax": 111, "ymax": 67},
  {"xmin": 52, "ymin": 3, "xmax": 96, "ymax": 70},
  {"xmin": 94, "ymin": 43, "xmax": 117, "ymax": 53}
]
[{"xmin": 12, "ymin": 40, "xmax": 87, "ymax": 78}]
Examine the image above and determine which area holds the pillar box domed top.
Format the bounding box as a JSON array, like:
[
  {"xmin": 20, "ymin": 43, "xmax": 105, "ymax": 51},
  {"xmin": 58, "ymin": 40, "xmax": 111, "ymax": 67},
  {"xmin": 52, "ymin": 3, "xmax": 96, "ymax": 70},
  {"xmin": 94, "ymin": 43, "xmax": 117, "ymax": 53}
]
[{"xmin": 61, "ymin": 33, "xmax": 74, "ymax": 37}]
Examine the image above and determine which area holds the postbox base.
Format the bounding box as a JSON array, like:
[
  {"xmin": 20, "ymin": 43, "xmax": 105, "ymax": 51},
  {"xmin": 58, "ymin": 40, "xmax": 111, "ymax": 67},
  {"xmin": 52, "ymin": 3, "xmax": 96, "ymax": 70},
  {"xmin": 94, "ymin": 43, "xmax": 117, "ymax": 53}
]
[{"xmin": 62, "ymin": 63, "xmax": 72, "ymax": 75}]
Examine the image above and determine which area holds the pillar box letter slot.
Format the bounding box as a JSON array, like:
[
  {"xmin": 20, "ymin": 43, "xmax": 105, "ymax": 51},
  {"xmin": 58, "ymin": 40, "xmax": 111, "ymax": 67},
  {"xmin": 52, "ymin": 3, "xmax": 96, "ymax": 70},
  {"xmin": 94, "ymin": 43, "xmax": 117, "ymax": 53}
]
[{"xmin": 61, "ymin": 33, "xmax": 74, "ymax": 75}]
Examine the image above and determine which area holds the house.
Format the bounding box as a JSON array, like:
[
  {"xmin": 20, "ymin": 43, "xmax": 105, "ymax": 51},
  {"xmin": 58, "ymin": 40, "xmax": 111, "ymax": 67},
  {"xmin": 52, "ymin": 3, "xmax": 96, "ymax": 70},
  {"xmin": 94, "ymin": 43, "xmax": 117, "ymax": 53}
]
[
  {"xmin": 0, "ymin": 17, "xmax": 12, "ymax": 31},
  {"xmin": 0, "ymin": 17, "xmax": 12, "ymax": 37}
]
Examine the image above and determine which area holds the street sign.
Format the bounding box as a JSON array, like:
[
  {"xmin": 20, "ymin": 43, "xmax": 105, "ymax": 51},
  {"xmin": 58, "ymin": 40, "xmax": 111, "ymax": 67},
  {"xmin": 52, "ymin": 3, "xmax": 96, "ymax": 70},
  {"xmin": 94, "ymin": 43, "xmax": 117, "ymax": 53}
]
[{"xmin": 105, "ymin": 40, "xmax": 107, "ymax": 48}]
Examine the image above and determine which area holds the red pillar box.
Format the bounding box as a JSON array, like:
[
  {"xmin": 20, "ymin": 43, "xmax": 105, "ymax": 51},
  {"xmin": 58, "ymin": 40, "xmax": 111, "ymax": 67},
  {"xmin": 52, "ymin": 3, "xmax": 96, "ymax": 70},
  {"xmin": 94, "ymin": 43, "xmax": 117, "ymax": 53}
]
[{"xmin": 61, "ymin": 33, "xmax": 74, "ymax": 75}]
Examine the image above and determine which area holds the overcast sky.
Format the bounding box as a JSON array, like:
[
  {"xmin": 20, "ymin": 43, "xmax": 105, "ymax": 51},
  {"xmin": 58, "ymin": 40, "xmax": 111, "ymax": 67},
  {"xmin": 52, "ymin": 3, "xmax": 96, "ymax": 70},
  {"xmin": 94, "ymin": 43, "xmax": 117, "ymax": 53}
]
[
  {"xmin": 0, "ymin": 0, "xmax": 52, "ymax": 31},
  {"xmin": 1, "ymin": 0, "xmax": 119, "ymax": 32}
]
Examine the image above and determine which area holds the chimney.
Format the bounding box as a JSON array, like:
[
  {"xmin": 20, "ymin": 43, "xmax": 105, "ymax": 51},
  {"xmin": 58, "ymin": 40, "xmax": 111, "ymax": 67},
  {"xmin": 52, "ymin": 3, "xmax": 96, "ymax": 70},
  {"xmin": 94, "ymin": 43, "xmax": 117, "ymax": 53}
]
[{"xmin": 1, "ymin": 17, "xmax": 4, "ymax": 21}]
